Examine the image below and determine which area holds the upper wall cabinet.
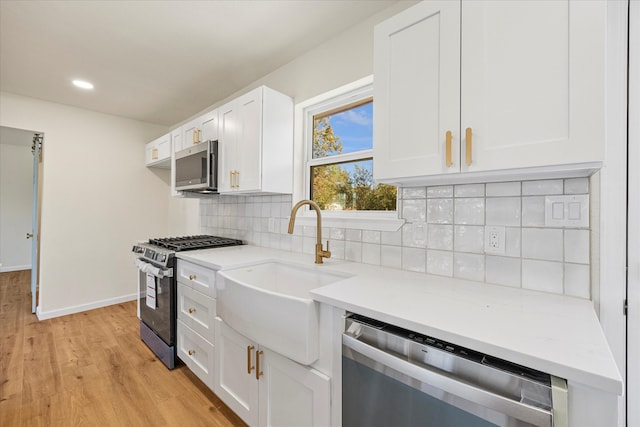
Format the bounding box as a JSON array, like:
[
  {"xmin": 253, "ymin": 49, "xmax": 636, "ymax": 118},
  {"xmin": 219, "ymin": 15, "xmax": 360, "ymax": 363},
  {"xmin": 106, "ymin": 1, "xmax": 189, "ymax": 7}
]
[
  {"xmin": 182, "ymin": 109, "xmax": 219, "ymax": 151},
  {"xmin": 145, "ymin": 133, "xmax": 171, "ymax": 168},
  {"xmin": 373, "ymin": 0, "xmax": 606, "ymax": 186},
  {"xmin": 218, "ymin": 86, "xmax": 294, "ymax": 194}
]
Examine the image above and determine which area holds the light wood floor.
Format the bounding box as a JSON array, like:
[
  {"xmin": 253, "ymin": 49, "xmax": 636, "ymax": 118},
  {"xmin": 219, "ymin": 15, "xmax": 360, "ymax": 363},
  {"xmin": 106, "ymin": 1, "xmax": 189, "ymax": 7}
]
[{"xmin": 0, "ymin": 270, "xmax": 247, "ymax": 427}]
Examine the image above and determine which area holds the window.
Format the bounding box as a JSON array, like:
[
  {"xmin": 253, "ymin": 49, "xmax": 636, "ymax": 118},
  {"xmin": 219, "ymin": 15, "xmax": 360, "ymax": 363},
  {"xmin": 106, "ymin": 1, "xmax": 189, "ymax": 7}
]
[{"xmin": 305, "ymin": 84, "xmax": 397, "ymax": 213}]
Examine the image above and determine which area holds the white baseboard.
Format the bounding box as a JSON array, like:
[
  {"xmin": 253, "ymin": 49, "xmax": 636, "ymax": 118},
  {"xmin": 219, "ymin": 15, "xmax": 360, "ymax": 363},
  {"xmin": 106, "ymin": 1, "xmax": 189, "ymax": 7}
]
[
  {"xmin": 0, "ymin": 265, "xmax": 31, "ymax": 273},
  {"xmin": 36, "ymin": 293, "xmax": 137, "ymax": 320}
]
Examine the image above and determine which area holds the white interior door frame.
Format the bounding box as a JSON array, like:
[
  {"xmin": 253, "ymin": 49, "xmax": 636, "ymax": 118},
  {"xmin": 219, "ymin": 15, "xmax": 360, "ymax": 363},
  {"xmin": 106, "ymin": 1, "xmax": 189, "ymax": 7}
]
[{"xmin": 627, "ymin": 1, "xmax": 639, "ymax": 425}]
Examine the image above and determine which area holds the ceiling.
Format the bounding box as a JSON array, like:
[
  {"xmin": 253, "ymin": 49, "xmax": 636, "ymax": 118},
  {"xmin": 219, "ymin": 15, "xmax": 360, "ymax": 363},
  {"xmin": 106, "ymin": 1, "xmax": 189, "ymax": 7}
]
[{"xmin": 0, "ymin": 1, "xmax": 399, "ymax": 127}]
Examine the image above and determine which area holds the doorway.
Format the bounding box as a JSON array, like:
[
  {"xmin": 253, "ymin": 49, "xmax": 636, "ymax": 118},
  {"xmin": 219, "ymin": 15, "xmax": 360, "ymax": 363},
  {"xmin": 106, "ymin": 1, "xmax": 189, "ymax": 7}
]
[{"xmin": 0, "ymin": 126, "xmax": 43, "ymax": 313}]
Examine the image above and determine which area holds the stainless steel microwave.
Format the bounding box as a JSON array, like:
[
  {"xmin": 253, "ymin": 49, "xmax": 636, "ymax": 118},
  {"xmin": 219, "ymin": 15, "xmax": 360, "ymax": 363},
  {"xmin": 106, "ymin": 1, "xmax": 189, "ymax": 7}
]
[{"xmin": 174, "ymin": 140, "xmax": 218, "ymax": 193}]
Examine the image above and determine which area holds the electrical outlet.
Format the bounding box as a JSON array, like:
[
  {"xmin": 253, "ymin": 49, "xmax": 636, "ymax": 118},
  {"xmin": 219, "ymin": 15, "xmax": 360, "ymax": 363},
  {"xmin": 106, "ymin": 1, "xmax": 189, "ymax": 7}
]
[{"xmin": 484, "ymin": 226, "xmax": 506, "ymax": 255}]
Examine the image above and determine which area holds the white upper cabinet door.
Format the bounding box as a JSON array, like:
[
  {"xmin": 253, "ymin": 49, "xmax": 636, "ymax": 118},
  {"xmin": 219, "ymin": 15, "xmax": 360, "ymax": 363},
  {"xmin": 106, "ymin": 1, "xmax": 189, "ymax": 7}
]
[
  {"xmin": 374, "ymin": 0, "xmax": 461, "ymax": 181},
  {"xmin": 461, "ymin": 0, "xmax": 605, "ymax": 172},
  {"xmin": 171, "ymin": 127, "xmax": 183, "ymax": 153},
  {"xmin": 145, "ymin": 133, "xmax": 171, "ymax": 167},
  {"xmin": 235, "ymin": 88, "xmax": 263, "ymax": 193},
  {"xmin": 200, "ymin": 109, "xmax": 219, "ymax": 142},
  {"xmin": 218, "ymin": 100, "xmax": 237, "ymax": 193}
]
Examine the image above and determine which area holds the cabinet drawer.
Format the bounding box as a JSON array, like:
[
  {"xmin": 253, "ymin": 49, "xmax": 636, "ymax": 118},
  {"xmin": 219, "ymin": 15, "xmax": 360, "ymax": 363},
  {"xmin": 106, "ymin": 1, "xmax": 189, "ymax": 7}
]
[
  {"xmin": 177, "ymin": 319, "xmax": 215, "ymax": 390},
  {"xmin": 177, "ymin": 284, "xmax": 216, "ymax": 342},
  {"xmin": 177, "ymin": 260, "xmax": 216, "ymax": 298}
]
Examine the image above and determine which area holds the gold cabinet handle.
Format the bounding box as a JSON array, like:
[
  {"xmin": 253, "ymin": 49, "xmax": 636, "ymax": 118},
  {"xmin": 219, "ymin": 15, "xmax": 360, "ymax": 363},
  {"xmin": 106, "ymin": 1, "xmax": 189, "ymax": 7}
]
[
  {"xmin": 193, "ymin": 128, "xmax": 200, "ymax": 144},
  {"xmin": 255, "ymin": 350, "xmax": 264, "ymax": 380},
  {"xmin": 188, "ymin": 307, "xmax": 195, "ymax": 314},
  {"xmin": 188, "ymin": 274, "xmax": 196, "ymax": 281},
  {"xmin": 151, "ymin": 147, "xmax": 158, "ymax": 160},
  {"xmin": 247, "ymin": 345, "xmax": 255, "ymax": 374},
  {"xmin": 188, "ymin": 349, "xmax": 195, "ymax": 356},
  {"xmin": 445, "ymin": 130, "xmax": 453, "ymax": 167},
  {"xmin": 465, "ymin": 127, "xmax": 472, "ymax": 166}
]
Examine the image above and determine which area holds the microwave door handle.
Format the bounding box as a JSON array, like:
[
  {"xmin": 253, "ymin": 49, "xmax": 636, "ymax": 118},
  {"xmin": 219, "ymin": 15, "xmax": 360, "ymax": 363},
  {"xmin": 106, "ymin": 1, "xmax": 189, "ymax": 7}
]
[{"xmin": 342, "ymin": 334, "xmax": 553, "ymax": 427}]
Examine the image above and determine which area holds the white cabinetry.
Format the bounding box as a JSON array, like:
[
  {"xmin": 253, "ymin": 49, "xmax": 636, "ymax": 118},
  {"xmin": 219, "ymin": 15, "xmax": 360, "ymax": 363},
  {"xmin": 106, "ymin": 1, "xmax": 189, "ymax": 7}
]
[
  {"xmin": 182, "ymin": 109, "xmax": 219, "ymax": 149},
  {"xmin": 374, "ymin": 0, "xmax": 605, "ymax": 186},
  {"xmin": 176, "ymin": 260, "xmax": 217, "ymax": 389},
  {"xmin": 214, "ymin": 318, "xmax": 330, "ymax": 427},
  {"xmin": 218, "ymin": 86, "xmax": 293, "ymax": 194},
  {"xmin": 145, "ymin": 133, "xmax": 171, "ymax": 168}
]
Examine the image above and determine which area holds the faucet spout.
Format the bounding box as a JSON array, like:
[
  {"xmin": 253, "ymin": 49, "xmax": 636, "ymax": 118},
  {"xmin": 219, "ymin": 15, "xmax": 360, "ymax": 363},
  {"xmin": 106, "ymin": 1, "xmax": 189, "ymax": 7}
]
[{"xmin": 288, "ymin": 200, "xmax": 331, "ymax": 264}]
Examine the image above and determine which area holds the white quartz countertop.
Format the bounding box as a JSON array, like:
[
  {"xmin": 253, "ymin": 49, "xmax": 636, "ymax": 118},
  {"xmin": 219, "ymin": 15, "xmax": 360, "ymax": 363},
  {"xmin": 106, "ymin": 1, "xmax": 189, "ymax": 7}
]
[{"xmin": 177, "ymin": 245, "xmax": 623, "ymax": 395}]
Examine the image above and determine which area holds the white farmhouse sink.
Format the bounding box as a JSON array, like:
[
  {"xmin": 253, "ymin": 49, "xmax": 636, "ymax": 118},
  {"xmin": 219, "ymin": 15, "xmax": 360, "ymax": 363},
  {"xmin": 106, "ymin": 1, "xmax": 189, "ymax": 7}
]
[{"xmin": 217, "ymin": 261, "xmax": 349, "ymax": 365}]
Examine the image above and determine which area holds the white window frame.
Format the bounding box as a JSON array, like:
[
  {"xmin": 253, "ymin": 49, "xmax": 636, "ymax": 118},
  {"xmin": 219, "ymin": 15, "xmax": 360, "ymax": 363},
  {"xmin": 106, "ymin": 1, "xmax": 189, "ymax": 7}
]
[{"xmin": 291, "ymin": 76, "xmax": 404, "ymax": 231}]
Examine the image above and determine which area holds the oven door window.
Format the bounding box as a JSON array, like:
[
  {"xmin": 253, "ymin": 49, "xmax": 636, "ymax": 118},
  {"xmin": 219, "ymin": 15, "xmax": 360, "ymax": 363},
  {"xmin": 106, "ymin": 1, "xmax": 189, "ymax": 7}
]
[{"xmin": 139, "ymin": 270, "xmax": 174, "ymax": 345}]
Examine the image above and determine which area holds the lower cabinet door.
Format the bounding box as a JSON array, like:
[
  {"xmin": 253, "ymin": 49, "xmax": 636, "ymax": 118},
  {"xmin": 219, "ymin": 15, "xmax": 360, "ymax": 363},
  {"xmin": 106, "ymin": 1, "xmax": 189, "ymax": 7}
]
[
  {"xmin": 177, "ymin": 319, "xmax": 214, "ymax": 390},
  {"xmin": 258, "ymin": 349, "xmax": 331, "ymax": 427},
  {"xmin": 214, "ymin": 318, "xmax": 259, "ymax": 426}
]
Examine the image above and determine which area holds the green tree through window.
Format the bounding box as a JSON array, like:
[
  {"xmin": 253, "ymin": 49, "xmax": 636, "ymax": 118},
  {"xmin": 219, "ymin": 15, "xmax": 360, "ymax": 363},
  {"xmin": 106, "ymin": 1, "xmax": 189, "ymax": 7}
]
[{"xmin": 310, "ymin": 99, "xmax": 396, "ymax": 211}]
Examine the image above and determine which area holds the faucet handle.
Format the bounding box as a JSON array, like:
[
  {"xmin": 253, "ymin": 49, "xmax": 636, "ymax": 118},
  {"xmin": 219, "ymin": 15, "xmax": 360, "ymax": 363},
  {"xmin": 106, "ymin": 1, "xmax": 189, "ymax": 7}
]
[{"xmin": 324, "ymin": 240, "xmax": 331, "ymax": 259}]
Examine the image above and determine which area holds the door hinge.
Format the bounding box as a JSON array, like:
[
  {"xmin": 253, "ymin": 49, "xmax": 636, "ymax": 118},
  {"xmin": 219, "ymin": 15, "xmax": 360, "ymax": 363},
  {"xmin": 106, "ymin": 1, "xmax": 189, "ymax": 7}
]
[{"xmin": 624, "ymin": 299, "xmax": 628, "ymax": 316}]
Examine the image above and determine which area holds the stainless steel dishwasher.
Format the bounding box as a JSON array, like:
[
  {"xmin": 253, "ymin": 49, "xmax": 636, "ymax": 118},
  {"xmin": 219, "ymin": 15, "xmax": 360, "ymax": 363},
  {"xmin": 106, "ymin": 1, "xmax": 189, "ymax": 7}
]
[{"xmin": 342, "ymin": 314, "xmax": 568, "ymax": 427}]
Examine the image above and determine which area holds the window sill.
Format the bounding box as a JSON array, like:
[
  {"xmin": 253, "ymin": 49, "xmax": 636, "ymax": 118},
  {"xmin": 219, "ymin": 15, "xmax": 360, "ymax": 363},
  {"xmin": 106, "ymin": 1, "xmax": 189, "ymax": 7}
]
[{"xmin": 291, "ymin": 215, "xmax": 405, "ymax": 232}]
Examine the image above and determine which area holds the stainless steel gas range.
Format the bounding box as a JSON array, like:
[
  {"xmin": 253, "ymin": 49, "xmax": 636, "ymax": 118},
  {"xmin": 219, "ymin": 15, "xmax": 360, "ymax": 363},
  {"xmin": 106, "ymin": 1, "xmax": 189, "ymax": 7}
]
[{"xmin": 132, "ymin": 235, "xmax": 243, "ymax": 369}]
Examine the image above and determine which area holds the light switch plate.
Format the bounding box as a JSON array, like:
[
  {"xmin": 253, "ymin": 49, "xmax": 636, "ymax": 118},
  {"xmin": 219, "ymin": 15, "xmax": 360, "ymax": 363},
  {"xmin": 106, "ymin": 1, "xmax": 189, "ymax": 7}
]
[{"xmin": 544, "ymin": 195, "xmax": 589, "ymax": 228}]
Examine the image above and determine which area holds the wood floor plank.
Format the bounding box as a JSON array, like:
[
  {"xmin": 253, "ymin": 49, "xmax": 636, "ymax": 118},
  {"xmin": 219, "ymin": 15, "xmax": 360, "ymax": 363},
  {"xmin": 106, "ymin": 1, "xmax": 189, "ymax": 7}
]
[{"xmin": 0, "ymin": 271, "xmax": 247, "ymax": 427}]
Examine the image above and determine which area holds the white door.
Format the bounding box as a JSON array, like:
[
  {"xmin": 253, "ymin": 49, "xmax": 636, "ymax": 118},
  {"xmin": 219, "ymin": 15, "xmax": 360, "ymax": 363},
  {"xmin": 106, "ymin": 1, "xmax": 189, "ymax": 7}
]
[
  {"xmin": 214, "ymin": 318, "xmax": 258, "ymax": 426},
  {"xmin": 258, "ymin": 349, "xmax": 331, "ymax": 427},
  {"xmin": 461, "ymin": 0, "xmax": 605, "ymax": 172},
  {"xmin": 373, "ymin": 0, "xmax": 460, "ymax": 181},
  {"xmin": 30, "ymin": 133, "xmax": 42, "ymax": 313},
  {"xmin": 200, "ymin": 109, "xmax": 218, "ymax": 142},
  {"xmin": 236, "ymin": 88, "xmax": 262, "ymax": 192}
]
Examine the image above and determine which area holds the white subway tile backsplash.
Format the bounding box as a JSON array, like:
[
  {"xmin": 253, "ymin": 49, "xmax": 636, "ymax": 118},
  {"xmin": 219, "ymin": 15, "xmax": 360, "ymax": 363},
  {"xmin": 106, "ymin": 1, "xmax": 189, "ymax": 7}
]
[
  {"xmin": 345, "ymin": 229, "xmax": 362, "ymax": 242},
  {"xmin": 199, "ymin": 177, "xmax": 592, "ymax": 300},
  {"xmin": 402, "ymin": 187, "xmax": 427, "ymax": 199},
  {"xmin": 427, "ymin": 185, "xmax": 453, "ymax": 198},
  {"xmin": 455, "ymin": 184, "xmax": 485, "ymax": 197},
  {"xmin": 564, "ymin": 229, "xmax": 590, "ymax": 264},
  {"xmin": 402, "ymin": 247, "xmax": 426, "ymax": 273},
  {"xmin": 522, "ymin": 196, "xmax": 546, "ymax": 227},
  {"xmin": 522, "ymin": 228, "xmax": 563, "ymax": 261},
  {"xmin": 485, "ymin": 256, "xmax": 521, "ymax": 287},
  {"xmin": 362, "ymin": 243, "xmax": 381, "ymax": 265},
  {"xmin": 345, "ymin": 241, "xmax": 363, "ymax": 262},
  {"xmin": 454, "ymin": 253, "xmax": 485, "ymax": 281},
  {"xmin": 427, "ymin": 199, "xmax": 454, "ymax": 224},
  {"xmin": 426, "ymin": 250, "xmax": 453, "ymax": 277},
  {"xmin": 522, "ymin": 179, "xmax": 563, "ymax": 196},
  {"xmin": 403, "ymin": 199, "xmax": 427, "ymax": 222},
  {"xmin": 454, "ymin": 225, "xmax": 484, "ymax": 254},
  {"xmin": 564, "ymin": 178, "xmax": 589, "ymax": 195},
  {"xmin": 522, "ymin": 260, "xmax": 563, "ymax": 293},
  {"xmin": 486, "ymin": 182, "xmax": 521, "ymax": 197},
  {"xmin": 427, "ymin": 224, "xmax": 453, "ymax": 250},
  {"xmin": 403, "ymin": 222, "xmax": 427, "ymax": 248},
  {"xmin": 486, "ymin": 197, "xmax": 521, "ymax": 226},
  {"xmin": 362, "ymin": 230, "xmax": 381, "ymax": 244},
  {"xmin": 454, "ymin": 198, "xmax": 485, "ymax": 225},
  {"xmin": 381, "ymin": 245, "xmax": 402, "ymax": 269},
  {"xmin": 564, "ymin": 263, "xmax": 590, "ymax": 299}
]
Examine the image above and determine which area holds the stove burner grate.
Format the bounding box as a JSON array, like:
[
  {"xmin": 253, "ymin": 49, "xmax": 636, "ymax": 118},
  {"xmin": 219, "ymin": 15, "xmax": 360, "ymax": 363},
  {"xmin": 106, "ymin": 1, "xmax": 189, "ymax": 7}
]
[{"xmin": 148, "ymin": 235, "xmax": 243, "ymax": 252}]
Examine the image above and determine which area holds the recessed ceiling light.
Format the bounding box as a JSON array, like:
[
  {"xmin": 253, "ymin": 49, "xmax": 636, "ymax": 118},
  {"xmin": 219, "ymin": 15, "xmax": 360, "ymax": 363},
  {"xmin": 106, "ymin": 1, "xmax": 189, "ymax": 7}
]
[{"xmin": 72, "ymin": 79, "xmax": 94, "ymax": 90}]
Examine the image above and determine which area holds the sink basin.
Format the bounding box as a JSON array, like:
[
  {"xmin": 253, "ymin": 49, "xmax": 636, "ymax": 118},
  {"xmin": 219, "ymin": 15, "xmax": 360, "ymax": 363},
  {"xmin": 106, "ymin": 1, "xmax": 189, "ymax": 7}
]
[{"xmin": 217, "ymin": 261, "xmax": 349, "ymax": 365}]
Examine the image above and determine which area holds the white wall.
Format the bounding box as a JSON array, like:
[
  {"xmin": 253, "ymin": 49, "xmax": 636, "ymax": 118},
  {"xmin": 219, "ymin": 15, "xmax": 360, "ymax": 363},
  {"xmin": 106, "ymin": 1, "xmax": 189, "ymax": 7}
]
[
  {"xmin": 0, "ymin": 143, "xmax": 33, "ymax": 271},
  {"xmin": 0, "ymin": 91, "xmax": 169, "ymax": 318}
]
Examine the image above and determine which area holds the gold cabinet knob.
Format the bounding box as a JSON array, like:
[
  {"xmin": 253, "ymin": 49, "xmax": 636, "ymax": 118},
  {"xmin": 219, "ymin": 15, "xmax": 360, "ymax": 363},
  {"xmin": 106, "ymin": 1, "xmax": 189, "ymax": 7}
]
[
  {"xmin": 188, "ymin": 274, "xmax": 196, "ymax": 280},
  {"xmin": 188, "ymin": 349, "xmax": 195, "ymax": 356},
  {"xmin": 188, "ymin": 307, "xmax": 195, "ymax": 314}
]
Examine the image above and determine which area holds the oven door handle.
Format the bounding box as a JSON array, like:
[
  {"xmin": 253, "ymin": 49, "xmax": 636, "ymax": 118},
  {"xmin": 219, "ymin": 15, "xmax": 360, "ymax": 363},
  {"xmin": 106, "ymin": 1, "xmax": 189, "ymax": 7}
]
[
  {"xmin": 135, "ymin": 259, "xmax": 173, "ymax": 278},
  {"xmin": 343, "ymin": 334, "xmax": 564, "ymax": 427}
]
